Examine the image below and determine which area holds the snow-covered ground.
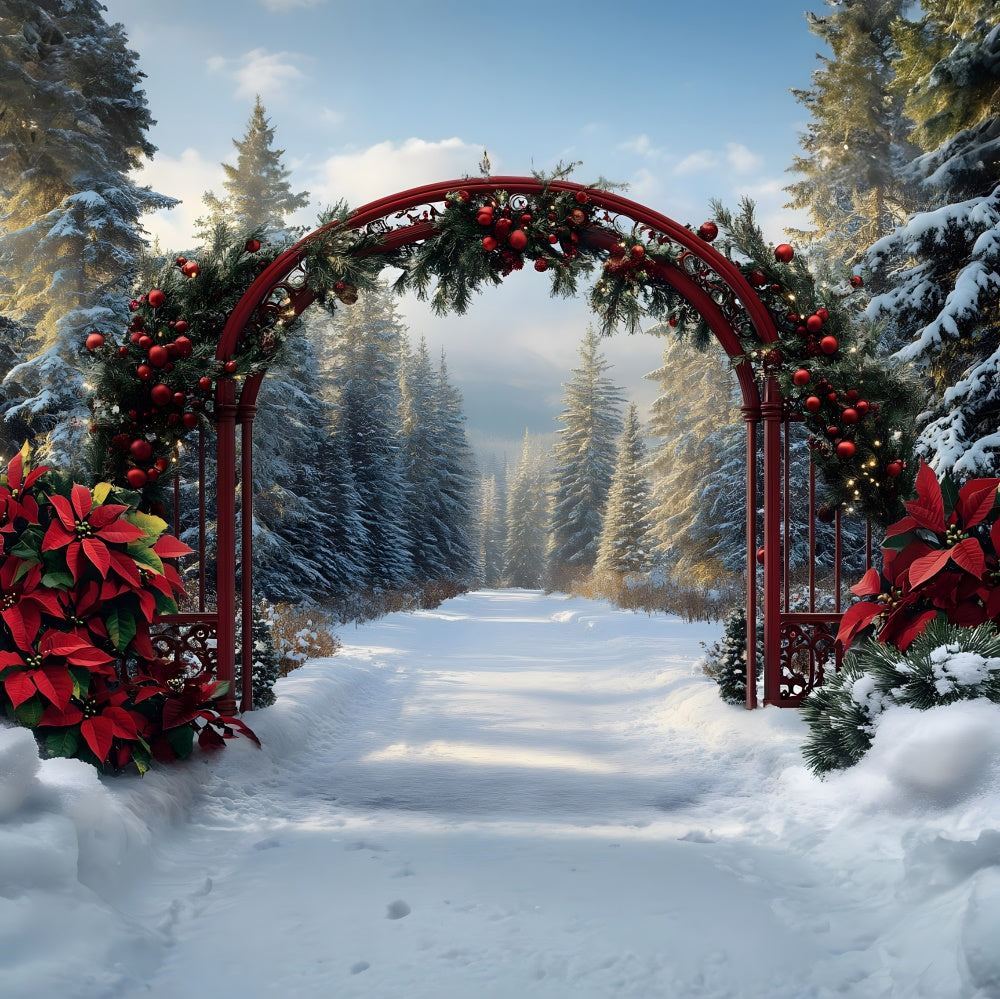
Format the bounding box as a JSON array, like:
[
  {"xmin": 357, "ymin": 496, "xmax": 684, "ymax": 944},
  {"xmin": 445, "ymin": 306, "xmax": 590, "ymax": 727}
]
[{"xmin": 3, "ymin": 589, "xmax": 1000, "ymax": 998}]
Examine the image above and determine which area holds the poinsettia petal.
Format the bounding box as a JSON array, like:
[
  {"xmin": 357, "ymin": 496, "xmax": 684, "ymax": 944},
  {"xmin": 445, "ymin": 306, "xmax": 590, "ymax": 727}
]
[
  {"xmin": 108, "ymin": 550, "xmax": 142, "ymax": 586},
  {"xmin": 82, "ymin": 537, "xmax": 111, "ymax": 578},
  {"xmin": 907, "ymin": 548, "xmax": 955, "ymax": 589},
  {"xmin": 5, "ymin": 450, "xmax": 23, "ymax": 491},
  {"xmin": 80, "ymin": 716, "xmax": 114, "ymax": 762},
  {"xmin": 949, "ymin": 537, "xmax": 986, "ymax": 579},
  {"xmin": 850, "ymin": 568, "xmax": 883, "ymax": 597},
  {"xmin": 87, "ymin": 503, "xmax": 131, "ymax": 530},
  {"xmin": 101, "ymin": 705, "xmax": 139, "ymax": 741},
  {"xmin": 31, "ymin": 666, "xmax": 73, "ymax": 709},
  {"xmin": 904, "ymin": 461, "xmax": 946, "ymax": 533},
  {"xmin": 152, "ymin": 534, "xmax": 194, "ymax": 558},
  {"xmin": 884, "ymin": 516, "xmax": 919, "ymax": 539},
  {"xmin": 41, "ymin": 518, "xmax": 75, "ymax": 552},
  {"xmin": 836, "ymin": 601, "xmax": 882, "ymax": 647},
  {"xmin": 70, "ymin": 483, "xmax": 93, "ymax": 521},
  {"xmin": 46, "ymin": 493, "xmax": 77, "ymax": 532},
  {"xmin": 39, "ymin": 701, "xmax": 83, "ymax": 726},
  {"xmin": 889, "ymin": 608, "xmax": 939, "ymax": 651},
  {"xmin": 956, "ymin": 480, "xmax": 1000, "ymax": 530},
  {"xmin": 22, "ymin": 464, "xmax": 49, "ymax": 491},
  {"xmin": 65, "ymin": 541, "xmax": 83, "ymax": 583},
  {"xmin": 1, "ymin": 603, "xmax": 39, "ymax": 652},
  {"xmin": 4, "ymin": 671, "xmax": 38, "ymax": 709},
  {"xmin": 95, "ymin": 519, "xmax": 146, "ymax": 544}
]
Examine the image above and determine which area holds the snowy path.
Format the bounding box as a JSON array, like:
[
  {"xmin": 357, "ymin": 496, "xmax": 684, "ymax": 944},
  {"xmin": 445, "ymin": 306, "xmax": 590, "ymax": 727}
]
[{"xmin": 5, "ymin": 590, "xmax": 1000, "ymax": 998}]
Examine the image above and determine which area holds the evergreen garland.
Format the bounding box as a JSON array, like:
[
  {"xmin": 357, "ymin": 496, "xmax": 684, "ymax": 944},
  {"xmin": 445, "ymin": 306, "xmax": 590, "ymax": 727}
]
[{"xmin": 801, "ymin": 618, "xmax": 1000, "ymax": 774}]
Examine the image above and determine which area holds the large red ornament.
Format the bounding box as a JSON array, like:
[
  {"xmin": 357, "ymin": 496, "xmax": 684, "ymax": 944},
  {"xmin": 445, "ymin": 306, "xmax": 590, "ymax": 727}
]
[
  {"xmin": 174, "ymin": 320, "xmax": 189, "ymax": 334},
  {"xmin": 245, "ymin": 239, "xmax": 261, "ymax": 253},
  {"xmin": 173, "ymin": 336, "xmax": 193, "ymax": 357},
  {"xmin": 482, "ymin": 236, "xmax": 497, "ymax": 252},
  {"xmin": 836, "ymin": 441, "xmax": 856, "ymax": 459},
  {"xmin": 774, "ymin": 243, "xmax": 794, "ymax": 263},
  {"xmin": 182, "ymin": 412, "xmax": 199, "ymax": 429},
  {"xmin": 841, "ymin": 407, "xmax": 859, "ymax": 424},
  {"xmin": 792, "ymin": 369, "xmax": 811, "ymax": 387},
  {"xmin": 806, "ymin": 314, "xmax": 823, "ymax": 333},
  {"xmin": 820, "ymin": 336, "xmax": 839, "ymax": 354},
  {"xmin": 698, "ymin": 221, "xmax": 718, "ymax": 242},
  {"xmin": 136, "ymin": 364, "xmax": 153, "ymax": 381},
  {"xmin": 804, "ymin": 396, "xmax": 822, "ymax": 412},
  {"xmin": 630, "ymin": 244, "xmax": 645, "ymax": 261},
  {"xmin": 476, "ymin": 207, "xmax": 494, "ymax": 226},
  {"xmin": 181, "ymin": 261, "xmax": 199, "ymax": 278},
  {"xmin": 148, "ymin": 345, "xmax": 169, "ymax": 367},
  {"xmin": 855, "ymin": 400, "xmax": 870, "ymax": 415},
  {"xmin": 147, "ymin": 289, "xmax": 166, "ymax": 308},
  {"xmin": 508, "ymin": 229, "xmax": 528, "ymax": 251},
  {"xmin": 85, "ymin": 332, "xmax": 105, "ymax": 351},
  {"xmin": 575, "ymin": 191, "xmax": 588, "ymax": 204},
  {"xmin": 129, "ymin": 439, "xmax": 153, "ymax": 463},
  {"xmin": 887, "ymin": 460, "xmax": 902, "ymax": 478},
  {"xmin": 494, "ymin": 217, "xmax": 512, "ymax": 239},
  {"xmin": 534, "ymin": 258, "xmax": 548, "ymax": 272},
  {"xmin": 126, "ymin": 468, "xmax": 148, "ymax": 489},
  {"xmin": 150, "ymin": 383, "xmax": 172, "ymax": 407}
]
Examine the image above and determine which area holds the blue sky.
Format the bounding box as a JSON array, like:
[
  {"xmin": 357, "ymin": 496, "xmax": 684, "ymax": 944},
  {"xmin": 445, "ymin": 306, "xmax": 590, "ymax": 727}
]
[{"xmin": 102, "ymin": 0, "xmax": 829, "ymax": 460}]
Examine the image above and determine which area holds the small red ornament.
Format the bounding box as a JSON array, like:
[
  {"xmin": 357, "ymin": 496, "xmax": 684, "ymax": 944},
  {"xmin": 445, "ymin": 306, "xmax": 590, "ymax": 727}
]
[
  {"xmin": 173, "ymin": 336, "xmax": 193, "ymax": 357},
  {"xmin": 534, "ymin": 258, "xmax": 548, "ymax": 272},
  {"xmin": 129, "ymin": 439, "xmax": 153, "ymax": 463},
  {"xmin": 136, "ymin": 364, "xmax": 153, "ymax": 381},
  {"xmin": 128, "ymin": 299, "xmax": 140, "ymax": 311},
  {"xmin": 167, "ymin": 413, "xmax": 180, "ymax": 426},
  {"xmin": 836, "ymin": 441, "xmax": 856, "ymax": 459},
  {"xmin": 182, "ymin": 412, "xmax": 199, "ymax": 429},
  {"xmin": 520, "ymin": 213, "xmax": 532, "ymax": 225},
  {"xmin": 458, "ymin": 190, "xmax": 470, "ymax": 202},
  {"xmin": 147, "ymin": 289, "xmax": 166, "ymax": 308},
  {"xmin": 850, "ymin": 275, "xmax": 863, "ymax": 288},
  {"xmin": 828, "ymin": 392, "xmax": 838, "ymax": 402},
  {"xmin": 146, "ymin": 468, "xmax": 159, "ymax": 484},
  {"xmin": 494, "ymin": 217, "xmax": 512, "ymax": 238},
  {"xmin": 841, "ymin": 407, "xmax": 859, "ymax": 424},
  {"xmin": 816, "ymin": 504, "xmax": 836, "ymax": 524},
  {"xmin": 118, "ymin": 346, "xmax": 128, "ymax": 358},
  {"xmin": 126, "ymin": 468, "xmax": 148, "ymax": 489},
  {"xmin": 820, "ymin": 336, "xmax": 839, "ymax": 354},
  {"xmin": 245, "ymin": 239, "xmax": 261, "ymax": 253},
  {"xmin": 748, "ymin": 269, "xmax": 766, "ymax": 287},
  {"xmin": 172, "ymin": 391, "xmax": 186, "ymax": 407},
  {"xmin": 804, "ymin": 396, "xmax": 822, "ymax": 412},
  {"xmin": 482, "ymin": 236, "xmax": 498, "ymax": 251},
  {"xmin": 148, "ymin": 345, "xmax": 169, "ymax": 367},
  {"xmin": 756, "ymin": 547, "xmax": 766, "ymax": 565},
  {"xmin": 198, "ymin": 376, "xmax": 213, "ymax": 392},
  {"xmin": 845, "ymin": 389, "xmax": 859, "ymax": 403},
  {"xmin": 224, "ymin": 360, "xmax": 238, "ymax": 374},
  {"xmin": 827, "ymin": 425, "xmax": 841, "ymax": 439},
  {"xmin": 887, "ymin": 460, "xmax": 902, "ymax": 478},
  {"xmin": 181, "ymin": 261, "xmax": 199, "ymax": 278},
  {"xmin": 774, "ymin": 243, "xmax": 794, "ymax": 263},
  {"xmin": 476, "ymin": 207, "xmax": 494, "ymax": 226},
  {"xmin": 508, "ymin": 229, "xmax": 528, "ymax": 251},
  {"xmin": 792, "ymin": 369, "xmax": 811, "ymax": 387},
  {"xmin": 548, "ymin": 233, "xmax": 559, "ymax": 244},
  {"xmin": 855, "ymin": 399, "xmax": 870, "ymax": 415},
  {"xmin": 155, "ymin": 458, "xmax": 169, "ymax": 472},
  {"xmin": 85, "ymin": 332, "xmax": 105, "ymax": 351},
  {"xmin": 698, "ymin": 221, "xmax": 718, "ymax": 242},
  {"xmin": 816, "ymin": 308, "xmax": 829, "ymax": 322},
  {"xmin": 174, "ymin": 320, "xmax": 189, "ymax": 334},
  {"xmin": 574, "ymin": 191, "xmax": 588, "ymax": 204},
  {"xmin": 137, "ymin": 335, "xmax": 152, "ymax": 350},
  {"xmin": 630, "ymin": 244, "xmax": 645, "ymax": 261},
  {"xmin": 175, "ymin": 256, "xmax": 187, "ymax": 266},
  {"xmin": 150, "ymin": 383, "xmax": 172, "ymax": 407},
  {"xmin": 806, "ymin": 314, "xmax": 823, "ymax": 333}
]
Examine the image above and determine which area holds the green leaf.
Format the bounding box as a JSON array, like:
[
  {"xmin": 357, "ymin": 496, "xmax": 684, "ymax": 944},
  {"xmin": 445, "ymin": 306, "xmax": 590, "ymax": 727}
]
[
  {"xmin": 68, "ymin": 665, "xmax": 91, "ymax": 696},
  {"xmin": 14, "ymin": 698, "xmax": 43, "ymax": 728},
  {"xmin": 153, "ymin": 589, "xmax": 178, "ymax": 616},
  {"xmin": 45, "ymin": 729, "xmax": 80, "ymax": 759},
  {"xmin": 106, "ymin": 608, "xmax": 137, "ymax": 653},
  {"xmin": 129, "ymin": 546, "xmax": 164, "ymax": 576},
  {"xmin": 41, "ymin": 570, "xmax": 75, "ymax": 589},
  {"xmin": 166, "ymin": 724, "xmax": 195, "ymax": 759},
  {"xmin": 126, "ymin": 510, "xmax": 167, "ymax": 545},
  {"xmin": 941, "ymin": 474, "xmax": 959, "ymax": 519}
]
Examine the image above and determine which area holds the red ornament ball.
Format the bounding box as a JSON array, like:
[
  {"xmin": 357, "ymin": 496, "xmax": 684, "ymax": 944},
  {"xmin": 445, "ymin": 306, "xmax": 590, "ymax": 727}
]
[
  {"xmin": 806, "ymin": 314, "xmax": 824, "ymax": 333},
  {"xmin": 126, "ymin": 468, "xmax": 148, "ymax": 489},
  {"xmin": 224, "ymin": 360, "xmax": 238, "ymax": 374},
  {"xmin": 494, "ymin": 217, "xmax": 512, "ymax": 238},
  {"xmin": 174, "ymin": 320, "xmax": 189, "ymax": 334},
  {"xmin": 828, "ymin": 392, "xmax": 839, "ymax": 402},
  {"xmin": 887, "ymin": 460, "xmax": 903, "ymax": 478},
  {"xmin": 575, "ymin": 190, "xmax": 589, "ymax": 204},
  {"xmin": 118, "ymin": 346, "xmax": 128, "ymax": 358},
  {"xmin": 508, "ymin": 229, "xmax": 528, "ymax": 251},
  {"xmin": 146, "ymin": 469, "xmax": 159, "ymax": 484},
  {"xmin": 820, "ymin": 336, "xmax": 839, "ymax": 354},
  {"xmin": 147, "ymin": 289, "xmax": 166, "ymax": 308},
  {"xmin": 792, "ymin": 369, "xmax": 811, "ymax": 387},
  {"xmin": 845, "ymin": 389, "xmax": 859, "ymax": 403},
  {"xmin": 172, "ymin": 391, "xmax": 186, "ymax": 407},
  {"xmin": 749, "ymin": 269, "xmax": 767, "ymax": 287},
  {"xmin": 175, "ymin": 256, "xmax": 187, "ymax": 266},
  {"xmin": 85, "ymin": 332, "xmax": 105, "ymax": 351},
  {"xmin": 482, "ymin": 235, "xmax": 498, "ymax": 252},
  {"xmin": 836, "ymin": 440, "xmax": 856, "ymax": 459},
  {"xmin": 137, "ymin": 335, "xmax": 152, "ymax": 350},
  {"xmin": 630, "ymin": 244, "xmax": 645, "ymax": 261},
  {"xmin": 245, "ymin": 239, "xmax": 261, "ymax": 253},
  {"xmin": 198, "ymin": 376, "xmax": 213, "ymax": 392},
  {"xmin": 804, "ymin": 395, "xmax": 822, "ymax": 412},
  {"xmin": 774, "ymin": 243, "xmax": 794, "ymax": 263},
  {"xmin": 534, "ymin": 258, "xmax": 548, "ymax": 272},
  {"xmin": 850, "ymin": 275, "xmax": 864, "ymax": 288},
  {"xmin": 182, "ymin": 412, "xmax": 199, "ymax": 429},
  {"xmin": 855, "ymin": 399, "xmax": 870, "ymax": 415},
  {"xmin": 136, "ymin": 364, "xmax": 153, "ymax": 381},
  {"xmin": 476, "ymin": 207, "xmax": 494, "ymax": 226},
  {"xmin": 816, "ymin": 308, "xmax": 829, "ymax": 321},
  {"xmin": 756, "ymin": 546, "xmax": 766, "ymax": 565},
  {"xmin": 129, "ymin": 439, "xmax": 153, "ymax": 463},
  {"xmin": 150, "ymin": 383, "xmax": 172, "ymax": 407},
  {"xmin": 841, "ymin": 407, "xmax": 859, "ymax": 424},
  {"xmin": 827, "ymin": 425, "xmax": 841, "ymax": 439},
  {"xmin": 173, "ymin": 336, "xmax": 193, "ymax": 357},
  {"xmin": 180, "ymin": 261, "xmax": 199, "ymax": 278},
  {"xmin": 148, "ymin": 345, "xmax": 169, "ymax": 367},
  {"xmin": 698, "ymin": 221, "xmax": 718, "ymax": 242}
]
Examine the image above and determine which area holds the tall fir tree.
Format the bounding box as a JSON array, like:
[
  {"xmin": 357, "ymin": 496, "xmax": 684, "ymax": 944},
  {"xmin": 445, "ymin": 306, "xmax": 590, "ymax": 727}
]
[
  {"xmin": 595, "ymin": 402, "xmax": 654, "ymax": 576},
  {"xmin": 547, "ymin": 327, "xmax": 624, "ymax": 590},
  {"xmin": 475, "ymin": 472, "xmax": 506, "ymax": 587},
  {"xmin": 312, "ymin": 286, "xmax": 414, "ymax": 590},
  {"xmin": 196, "ymin": 95, "xmax": 309, "ymax": 241},
  {"xmin": 866, "ymin": 3, "xmax": 1000, "ymax": 478},
  {"xmin": 784, "ymin": 0, "xmax": 915, "ymax": 269},
  {"xmin": 0, "ymin": 1, "xmax": 174, "ymax": 469},
  {"xmin": 503, "ymin": 432, "xmax": 549, "ymax": 589}
]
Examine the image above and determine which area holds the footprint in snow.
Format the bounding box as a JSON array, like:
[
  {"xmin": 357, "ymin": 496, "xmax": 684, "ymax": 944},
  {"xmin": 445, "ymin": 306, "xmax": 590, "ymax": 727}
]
[
  {"xmin": 350, "ymin": 961, "xmax": 370, "ymax": 975},
  {"xmin": 386, "ymin": 900, "xmax": 411, "ymax": 919}
]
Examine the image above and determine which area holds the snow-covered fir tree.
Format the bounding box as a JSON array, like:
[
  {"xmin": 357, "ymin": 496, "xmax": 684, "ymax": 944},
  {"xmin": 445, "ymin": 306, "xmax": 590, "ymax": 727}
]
[
  {"xmin": 0, "ymin": 1, "xmax": 174, "ymax": 469},
  {"xmin": 0, "ymin": 316, "xmax": 32, "ymax": 459},
  {"xmin": 475, "ymin": 472, "xmax": 506, "ymax": 587},
  {"xmin": 196, "ymin": 95, "xmax": 309, "ymax": 242},
  {"xmin": 314, "ymin": 286, "xmax": 414, "ymax": 590},
  {"xmin": 865, "ymin": 3, "xmax": 1000, "ymax": 478},
  {"xmin": 594, "ymin": 402, "xmax": 654, "ymax": 576},
  {"xmin": 503, "ymin": 432, "xmax": 550, "ymax": 589},
  {"xmin": 784, "ymin": 0, "xmax": 915, "ymax": 267},
  {"xmin": 241, "ymin": 597, "xmax": 281, "ymax": 710},
  {"xmin": 547, "ymin": 327, "xmax": 624, "ymax": 590}
]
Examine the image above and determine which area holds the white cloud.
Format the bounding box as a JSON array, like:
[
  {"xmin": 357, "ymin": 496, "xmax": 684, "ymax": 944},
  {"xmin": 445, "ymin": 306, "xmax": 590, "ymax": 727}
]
[
  {"xmin": 726, "ymin": 142, "xmax": 764, "ymax": 174},
  {"xmin": 130, "ymin": 148, "xmax": 225, "ymax": 252},
  {"xmin": 258, "ymin": 0, "xmax": 326, "ymax": 9},
  {"xmin": 208, "ymin": 48, "xmax": 307, "ymax": 101},
  {"xmin": 673, "ymin": 150, "xmax": 719, "ymax": 175},
  {"xmin": 619, "ymin": 134, "xmax": 661, "ymax": 159},
  {"xmin": 311, "ymin": 137, "xmax": 488, "ymax": 209}
]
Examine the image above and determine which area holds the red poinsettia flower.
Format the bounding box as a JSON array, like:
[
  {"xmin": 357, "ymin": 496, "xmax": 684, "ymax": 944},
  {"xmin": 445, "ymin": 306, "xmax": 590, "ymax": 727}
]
[
  {"xmin": 0, "ymin": 558, "xmax": 65, "ymax": 650},
  {"xmin": 0, "ymin": 447, "xmax": 47, "ymax": 542},
  {"xmin": 41, "ymin": 483, "xmax": 146, "ymax": 582}
]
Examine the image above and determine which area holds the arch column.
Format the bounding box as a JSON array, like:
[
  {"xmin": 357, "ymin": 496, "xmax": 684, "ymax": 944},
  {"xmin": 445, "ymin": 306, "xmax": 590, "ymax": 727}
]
[
  {"xmin": 214, "ymin": 379, "xmax": 237, "ymax": 716},
  {"xmin": 761, "ymin": 377, "xmax": 784, "ymax": 705},
  {"xmin": 237, "ymin": 400, "xmax": 257, "ymax": 712},
  {"xmin": 742, "ymin": 400, "xmax": 760, "ymax": 709}
]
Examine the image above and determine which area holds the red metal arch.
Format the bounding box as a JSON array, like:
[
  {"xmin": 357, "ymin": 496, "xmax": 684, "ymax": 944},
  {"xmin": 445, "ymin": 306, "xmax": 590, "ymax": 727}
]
[{"xmin": 208, "ymin": 178, "xmax": 793, "ymax": 715}]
